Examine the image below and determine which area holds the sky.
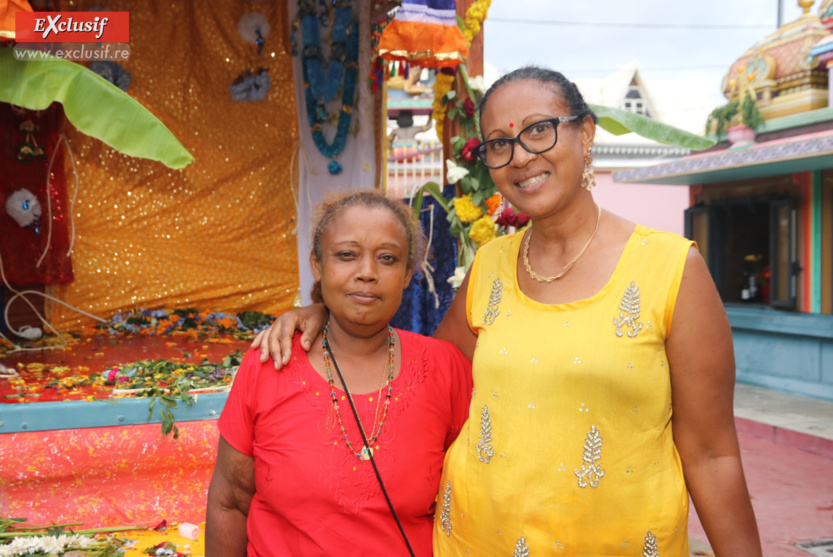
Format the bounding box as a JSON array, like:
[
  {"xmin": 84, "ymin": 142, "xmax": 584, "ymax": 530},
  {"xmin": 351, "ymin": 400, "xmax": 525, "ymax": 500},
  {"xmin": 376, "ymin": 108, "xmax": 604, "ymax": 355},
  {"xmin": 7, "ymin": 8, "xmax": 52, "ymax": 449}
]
[{"xmin": 482, "ymin": 0, "xmax": 816, "ymax": 117}]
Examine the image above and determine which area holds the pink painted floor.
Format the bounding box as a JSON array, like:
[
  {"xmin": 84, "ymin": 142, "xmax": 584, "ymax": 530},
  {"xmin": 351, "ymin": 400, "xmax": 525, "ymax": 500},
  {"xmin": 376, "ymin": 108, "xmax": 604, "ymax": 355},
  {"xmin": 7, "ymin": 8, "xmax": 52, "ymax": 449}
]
[{"xmin": 689, "ymin": 431, "xmax": 833, "ymax": 556}]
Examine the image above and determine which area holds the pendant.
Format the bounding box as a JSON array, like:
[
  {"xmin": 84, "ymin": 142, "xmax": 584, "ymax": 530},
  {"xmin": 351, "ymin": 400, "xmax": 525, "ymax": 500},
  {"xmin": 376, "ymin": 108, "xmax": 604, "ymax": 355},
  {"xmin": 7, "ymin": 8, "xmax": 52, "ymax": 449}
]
[{"xmin": 359, "ymin": 445, "xmax": 373, "ymax": 460}]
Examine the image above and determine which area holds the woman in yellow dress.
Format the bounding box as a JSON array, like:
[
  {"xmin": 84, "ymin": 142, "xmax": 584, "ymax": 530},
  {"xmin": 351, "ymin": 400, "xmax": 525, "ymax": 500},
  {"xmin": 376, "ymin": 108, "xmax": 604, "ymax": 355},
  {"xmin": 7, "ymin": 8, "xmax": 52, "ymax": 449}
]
[{"xmin": 253, "ymin": 67, "xmax": 762, "ymax": 556}]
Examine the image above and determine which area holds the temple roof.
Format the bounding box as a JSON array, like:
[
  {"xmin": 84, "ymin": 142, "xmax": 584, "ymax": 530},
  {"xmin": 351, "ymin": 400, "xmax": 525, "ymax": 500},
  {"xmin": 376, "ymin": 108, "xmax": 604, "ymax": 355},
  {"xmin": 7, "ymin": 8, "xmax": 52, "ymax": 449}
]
[
  {"xmin": 575, "ymin": 62, "xmax": 715, "ymax": 138},
  {"xmin": 821, "ymin": 0, "xmax": 833, "ymax": 23},
  {"xmin": 720, "ymin": 2, "xmax": 828, "ymax": 99}
]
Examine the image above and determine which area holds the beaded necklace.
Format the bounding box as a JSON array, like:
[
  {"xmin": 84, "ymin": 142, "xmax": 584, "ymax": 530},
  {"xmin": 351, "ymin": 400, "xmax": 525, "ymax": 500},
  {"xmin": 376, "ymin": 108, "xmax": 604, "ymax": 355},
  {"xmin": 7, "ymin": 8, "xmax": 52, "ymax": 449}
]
[{"xmin": 322, "ymin": 324, "xmax": 395, "ymax": 461}]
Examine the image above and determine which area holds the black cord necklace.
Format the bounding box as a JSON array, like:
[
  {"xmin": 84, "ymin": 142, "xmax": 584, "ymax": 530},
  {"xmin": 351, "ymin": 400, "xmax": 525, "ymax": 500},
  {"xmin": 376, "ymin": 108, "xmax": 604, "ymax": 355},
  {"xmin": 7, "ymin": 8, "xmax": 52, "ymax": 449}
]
[{"xmin": 324, "ymin": 336, "xmax": 416, "ymax": 557}]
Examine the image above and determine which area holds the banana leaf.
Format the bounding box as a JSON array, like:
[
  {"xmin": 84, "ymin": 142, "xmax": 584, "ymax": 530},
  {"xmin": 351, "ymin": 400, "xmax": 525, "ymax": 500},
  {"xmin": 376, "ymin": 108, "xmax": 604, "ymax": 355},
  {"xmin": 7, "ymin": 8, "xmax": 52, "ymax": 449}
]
[
  {"xmin": 0, "ymin": 48, "xmax": 194, "ymax": 169},
  {"xmin": 590, "ymin": 104, "xmax": 714, "ymax": 151},
  {"xmin": 410, "ymin": 181, "xmax": 450, "ymax": 219}
]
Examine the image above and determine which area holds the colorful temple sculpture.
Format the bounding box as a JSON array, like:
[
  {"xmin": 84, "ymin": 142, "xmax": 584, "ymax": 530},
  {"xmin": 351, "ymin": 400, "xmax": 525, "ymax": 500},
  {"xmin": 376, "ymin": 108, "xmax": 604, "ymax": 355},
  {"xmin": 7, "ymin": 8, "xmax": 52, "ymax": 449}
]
[
  {"xmin": 722, "ymin": 0, "xmax": 830, "ymax": 119},
  {"xmin": 615, "ymin": 0, "xmax": 833, "ymax": 402}
]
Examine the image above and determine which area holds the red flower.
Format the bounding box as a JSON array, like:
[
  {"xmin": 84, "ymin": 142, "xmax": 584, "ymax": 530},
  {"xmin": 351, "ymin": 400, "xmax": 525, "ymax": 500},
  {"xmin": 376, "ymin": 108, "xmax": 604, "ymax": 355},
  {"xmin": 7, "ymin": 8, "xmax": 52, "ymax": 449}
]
[
  {"xmin": 496, "ymin": 207, "xmax": 530, "ymax": 228},
  {"xmin": 514, "ymin": 211, "xmax": 530, "ymax": 228},
  {"xmin": 461, "ymin": 138, "xmax": 481, "ymax": 163},
  {"xmin": 463, "ymin": 98, "xmax": 476, "ymax": 117}
]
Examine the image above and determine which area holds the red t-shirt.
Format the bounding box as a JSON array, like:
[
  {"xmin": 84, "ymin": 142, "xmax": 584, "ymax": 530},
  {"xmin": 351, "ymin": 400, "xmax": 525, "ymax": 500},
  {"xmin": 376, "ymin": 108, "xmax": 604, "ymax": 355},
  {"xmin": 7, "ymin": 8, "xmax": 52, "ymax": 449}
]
[{"xmin": 218, "ymin": 330, "xmax": 473, "ymax": 557}]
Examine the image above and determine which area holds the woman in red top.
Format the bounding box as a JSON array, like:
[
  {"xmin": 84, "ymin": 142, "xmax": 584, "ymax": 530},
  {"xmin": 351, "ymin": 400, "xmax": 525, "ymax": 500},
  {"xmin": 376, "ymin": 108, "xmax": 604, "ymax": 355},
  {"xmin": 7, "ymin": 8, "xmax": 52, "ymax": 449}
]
[{"xmin": 205, "ymin": 191, "xmax": 472, "ymax": 557}]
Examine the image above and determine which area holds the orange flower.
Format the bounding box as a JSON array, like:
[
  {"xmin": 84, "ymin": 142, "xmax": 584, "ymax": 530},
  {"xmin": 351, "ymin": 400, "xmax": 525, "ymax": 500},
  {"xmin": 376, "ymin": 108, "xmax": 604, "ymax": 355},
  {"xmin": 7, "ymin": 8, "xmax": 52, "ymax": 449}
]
[
  {"xmin": 485, "ymin": 193, "xmax": 502, "ymax": 216},
  {"xmin": 219, "ymin": 317, "xmax": 236, "ymax": 329}
]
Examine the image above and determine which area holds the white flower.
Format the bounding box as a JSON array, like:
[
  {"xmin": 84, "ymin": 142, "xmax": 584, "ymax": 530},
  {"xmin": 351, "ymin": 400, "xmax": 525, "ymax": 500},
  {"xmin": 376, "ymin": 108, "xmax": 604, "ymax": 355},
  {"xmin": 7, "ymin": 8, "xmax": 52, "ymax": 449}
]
[
  {"xmin": 0, "ymin": 534, "xmax": 95, "ymax": 556},
  {"xmin": 447, "ymin": 266, "xmax": 467, "ymax": 289},
  {"xmin": 468, "ymin": 75, "xmax": 487, "ymax": 95},
  {"xmin": 446, "ymin": 159, "xmax": 470, "ymax": 184}
]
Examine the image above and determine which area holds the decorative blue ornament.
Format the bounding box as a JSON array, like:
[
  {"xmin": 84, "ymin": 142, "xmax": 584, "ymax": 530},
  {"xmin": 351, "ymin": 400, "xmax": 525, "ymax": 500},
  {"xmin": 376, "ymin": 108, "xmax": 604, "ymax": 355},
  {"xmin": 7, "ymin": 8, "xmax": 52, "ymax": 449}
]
[
  {"xmin": 295, "ymin": 0, "xmax": 359, "ymax": 164},
  {"xmin": 229, "ymin": 68, "xmax": 272, "ymax": 102},
  {"xmin": 255, "ymin": 28, "xmax": 265, "ymax": 55},
  {"xmin": 328, "ymin": 160, "xmax": 343, "ymax": 175},
  {"xmin": 90, "ymin": 61, "xmax": 132, "ymax": 91}
]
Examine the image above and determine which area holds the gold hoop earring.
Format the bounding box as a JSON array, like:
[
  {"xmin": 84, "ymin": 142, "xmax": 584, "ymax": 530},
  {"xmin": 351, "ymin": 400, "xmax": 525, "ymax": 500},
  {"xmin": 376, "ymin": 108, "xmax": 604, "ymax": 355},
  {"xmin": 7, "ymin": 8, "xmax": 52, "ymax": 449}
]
[{"xmin": 582, "ymin": 148, "xmax": 596, "ymax": 191}]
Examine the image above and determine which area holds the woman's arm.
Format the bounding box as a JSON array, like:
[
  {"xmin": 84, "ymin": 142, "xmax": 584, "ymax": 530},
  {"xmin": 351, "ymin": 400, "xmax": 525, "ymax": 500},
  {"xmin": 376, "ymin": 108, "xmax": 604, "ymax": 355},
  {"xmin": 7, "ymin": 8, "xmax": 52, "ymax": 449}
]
[
  {"xmin": 251, "ymin": 303, "xmax": 328, "ymax": 368},
  {"xmin": 667, "ymin": 248, "xmax": 761, "ymax": 557},
  {"xmin": 206, "ymin": 436, "xmax": 256, "ymax": 557},
  {"xmin": 433, "ymin": 270, "xmax": 477, "ymax": 361}
]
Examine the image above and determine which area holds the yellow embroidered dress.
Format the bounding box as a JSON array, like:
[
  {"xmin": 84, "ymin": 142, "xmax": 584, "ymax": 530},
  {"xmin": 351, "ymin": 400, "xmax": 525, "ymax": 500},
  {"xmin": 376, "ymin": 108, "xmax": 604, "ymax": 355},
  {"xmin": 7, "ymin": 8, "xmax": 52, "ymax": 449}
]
[{"xmin": 435, "ymin": 225, "xmax": 694, "ymax": 557}]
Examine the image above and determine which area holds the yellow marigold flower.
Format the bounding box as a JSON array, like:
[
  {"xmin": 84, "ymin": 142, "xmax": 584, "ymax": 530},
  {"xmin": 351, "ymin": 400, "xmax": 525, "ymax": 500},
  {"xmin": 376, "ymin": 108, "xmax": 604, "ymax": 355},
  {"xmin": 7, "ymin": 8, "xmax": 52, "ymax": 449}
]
[
  {"xmin": 453, "ymin": 195, "xmax": 483, "ymax": 223},
  {"xmin": 469, "ymin": 215, "xmax": 496, "ymax": 245},
  {"xmin": 464, "ymin": 0, "xmax": 493, "ymax": 44},
  {"xmin": 485, "ymin": 193, "xmax": 502, "ymax": 216},
  {"xmin": 432, "ymin": 73, "xmax": 456, "ymax": 141}
]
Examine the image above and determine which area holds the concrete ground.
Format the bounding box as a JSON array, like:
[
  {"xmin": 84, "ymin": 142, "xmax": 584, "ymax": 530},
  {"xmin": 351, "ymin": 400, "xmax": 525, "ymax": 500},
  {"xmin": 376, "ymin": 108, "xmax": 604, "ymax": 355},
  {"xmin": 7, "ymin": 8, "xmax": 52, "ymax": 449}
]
[{"xmin": 688, "ymin": 383, "xmax": 833, "ymax": 556}]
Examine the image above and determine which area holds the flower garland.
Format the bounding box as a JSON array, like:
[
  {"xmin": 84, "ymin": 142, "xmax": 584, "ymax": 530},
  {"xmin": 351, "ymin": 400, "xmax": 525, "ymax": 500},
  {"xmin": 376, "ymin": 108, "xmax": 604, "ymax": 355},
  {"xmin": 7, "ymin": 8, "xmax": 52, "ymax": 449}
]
[
  {"xmin": 463, "ymin": 0, "xmax": 493, "ymax": 45},
  {"xmin": 412, "ymin": 64, "xmax": 518, "ymax": 282},
  {"xmin": 296, "ymin": 0, "xmax": 360, "ymax": 174},
  {"xmin": 432, "ymin": 70, "xmax": 456, "ymax": 142}
]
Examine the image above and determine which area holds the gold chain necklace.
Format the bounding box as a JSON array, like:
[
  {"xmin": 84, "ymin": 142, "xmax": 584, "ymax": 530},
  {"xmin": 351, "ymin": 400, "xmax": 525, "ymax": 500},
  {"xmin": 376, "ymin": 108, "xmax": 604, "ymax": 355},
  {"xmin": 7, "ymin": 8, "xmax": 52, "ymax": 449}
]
[{"xmin": 522, "ymin": 203, "xmax": 602, "ymax": 283}]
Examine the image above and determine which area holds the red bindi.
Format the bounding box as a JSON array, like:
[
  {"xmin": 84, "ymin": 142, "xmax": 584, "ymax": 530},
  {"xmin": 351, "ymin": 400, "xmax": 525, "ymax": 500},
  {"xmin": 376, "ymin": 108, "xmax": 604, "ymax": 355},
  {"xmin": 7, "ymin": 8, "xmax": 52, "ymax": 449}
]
[{"xmin": 509, "ymin": 122, "xmax": 514, "ymax": 128}]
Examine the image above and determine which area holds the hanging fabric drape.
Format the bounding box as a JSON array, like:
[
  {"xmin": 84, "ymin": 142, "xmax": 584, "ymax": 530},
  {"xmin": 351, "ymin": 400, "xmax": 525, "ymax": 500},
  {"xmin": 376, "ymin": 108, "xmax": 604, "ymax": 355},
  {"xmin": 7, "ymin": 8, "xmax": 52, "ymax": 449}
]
[
  {"xmin": 377, "ymin": 0, "xmax": 468, "ymax": 68},
  {"xmin": 47, "ymin": 0, "xmax": 299, "ymax": 331},
  {"xmin": 391, "ymin": 185, "xmax": 457, "ymax": 336},
  {"xmin": 0, "ymin": 102, "xmax": 73, "ymax": 286}
]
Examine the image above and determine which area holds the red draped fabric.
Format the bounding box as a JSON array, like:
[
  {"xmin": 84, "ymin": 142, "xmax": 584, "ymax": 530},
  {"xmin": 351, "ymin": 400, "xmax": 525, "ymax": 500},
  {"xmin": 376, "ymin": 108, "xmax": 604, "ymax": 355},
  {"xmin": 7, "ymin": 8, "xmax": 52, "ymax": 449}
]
[{"xmin": 0, "ymin": 102, "xmax": 74, "ymax": 285}]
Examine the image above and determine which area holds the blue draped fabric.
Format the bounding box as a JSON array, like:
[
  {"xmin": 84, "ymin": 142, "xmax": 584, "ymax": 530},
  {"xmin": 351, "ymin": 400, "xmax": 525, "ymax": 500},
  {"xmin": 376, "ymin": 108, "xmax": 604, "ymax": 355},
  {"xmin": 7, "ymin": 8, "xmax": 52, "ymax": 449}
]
[{"xmin": 391, "ymin": 185, "xmax": 457, "ymax": 336}]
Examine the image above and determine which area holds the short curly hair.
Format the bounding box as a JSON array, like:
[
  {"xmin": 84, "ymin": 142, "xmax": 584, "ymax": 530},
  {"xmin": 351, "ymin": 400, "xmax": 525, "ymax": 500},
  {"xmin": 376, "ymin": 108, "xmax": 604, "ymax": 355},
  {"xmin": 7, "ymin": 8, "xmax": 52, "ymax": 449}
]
[{"xmin": 309, "ymin": 190, "xmax": 425, "ymax": 304}]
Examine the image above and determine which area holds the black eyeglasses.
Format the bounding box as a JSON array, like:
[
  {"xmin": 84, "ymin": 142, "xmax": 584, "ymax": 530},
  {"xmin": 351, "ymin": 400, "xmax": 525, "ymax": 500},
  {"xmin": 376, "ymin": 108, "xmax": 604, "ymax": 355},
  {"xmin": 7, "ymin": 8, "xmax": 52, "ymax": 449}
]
[{"xmin": 475, "ymin": 116, "xmax": 581, "ymax": 169}]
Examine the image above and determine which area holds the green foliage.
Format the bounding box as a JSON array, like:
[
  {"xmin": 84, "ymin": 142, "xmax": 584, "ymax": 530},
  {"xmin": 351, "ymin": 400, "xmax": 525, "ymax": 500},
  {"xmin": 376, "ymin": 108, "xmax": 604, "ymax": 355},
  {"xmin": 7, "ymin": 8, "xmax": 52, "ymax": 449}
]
[
  {"xmin": 237, "ymin": 311, "xmax": 275, "ymax": 332},
  {"xmin": 706, "ymin": 99, "xmax": 739, "ymax": 137},
  {"xmin": 105, "ymin": 350, "xmax": 243, "ymax": 437},
  {"xmin": 740, "ymin": 96, "xmax": 765, "ymax": 131},
  {"xmin": 591, "ymin": 104, "xmax": 715, "ymax": 150},
  {"xmin": 0, "ymin": 49, "xmax": 194, "ymax": 169},
  {"xmin": 411, "ymin": 181, "xmax": 450, "ymax": 219},
  {"xmin": 705, "ymin": 96, "xmax": 764, "ymax": 137}
]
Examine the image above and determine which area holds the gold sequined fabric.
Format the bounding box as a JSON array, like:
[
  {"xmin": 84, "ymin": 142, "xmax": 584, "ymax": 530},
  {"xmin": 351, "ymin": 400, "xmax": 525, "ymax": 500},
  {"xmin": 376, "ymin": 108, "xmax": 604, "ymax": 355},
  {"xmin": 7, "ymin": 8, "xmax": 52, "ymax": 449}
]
[{"xmin": 47, "ymin": 0, "xmax": 299, "ymax": 330}]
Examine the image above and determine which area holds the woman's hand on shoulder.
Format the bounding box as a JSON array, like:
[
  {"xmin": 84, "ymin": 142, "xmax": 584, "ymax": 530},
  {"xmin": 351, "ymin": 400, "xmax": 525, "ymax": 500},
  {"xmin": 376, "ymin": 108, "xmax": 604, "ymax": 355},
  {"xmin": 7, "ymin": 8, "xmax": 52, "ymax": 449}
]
[{"xmin": 250, "ymin": 303, "xmax": 328, "ymax": 369}]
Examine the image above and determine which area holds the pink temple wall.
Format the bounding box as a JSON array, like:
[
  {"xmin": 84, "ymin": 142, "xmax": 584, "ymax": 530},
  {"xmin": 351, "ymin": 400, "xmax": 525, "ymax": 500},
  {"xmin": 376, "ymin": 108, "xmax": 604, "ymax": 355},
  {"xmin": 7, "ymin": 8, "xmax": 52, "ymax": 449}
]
[{"xmin": 594, "ymin": 170, "xmax": 690, "ymax": 237}]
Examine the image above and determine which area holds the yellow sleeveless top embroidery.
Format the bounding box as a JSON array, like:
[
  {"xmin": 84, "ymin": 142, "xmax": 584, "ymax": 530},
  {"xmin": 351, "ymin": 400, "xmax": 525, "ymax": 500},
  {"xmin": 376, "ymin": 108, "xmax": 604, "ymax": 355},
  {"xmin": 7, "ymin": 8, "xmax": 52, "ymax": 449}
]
[{"xmin": 435, "ymin": 225, "xmax": 694, "ymax": 557}]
